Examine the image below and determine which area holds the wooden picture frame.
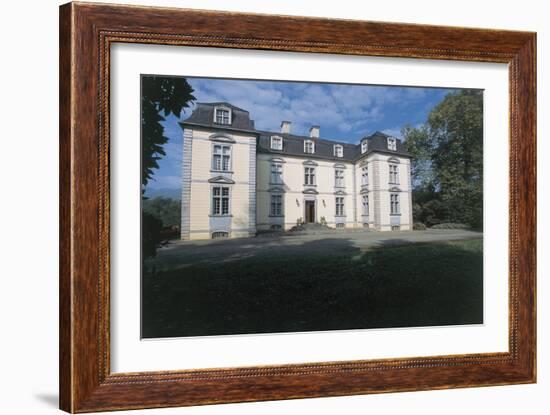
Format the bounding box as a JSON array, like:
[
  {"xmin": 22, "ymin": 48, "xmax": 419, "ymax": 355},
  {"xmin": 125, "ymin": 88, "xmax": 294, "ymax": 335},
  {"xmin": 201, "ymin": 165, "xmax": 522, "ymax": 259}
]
[{"xmin": 59, "ymin": 2, "xmax": 536, "ymax": 412}]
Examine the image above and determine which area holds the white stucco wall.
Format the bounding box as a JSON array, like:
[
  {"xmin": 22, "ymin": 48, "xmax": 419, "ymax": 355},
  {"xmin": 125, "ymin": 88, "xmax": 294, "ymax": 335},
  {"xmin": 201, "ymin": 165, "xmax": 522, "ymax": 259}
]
[
  {"xmin": 181, "ymin": 127, "xmax": 257, "ymax": 240},
  {"xmin": 257, "ymin": 153, "xmax": 356, "ymax": 230}
]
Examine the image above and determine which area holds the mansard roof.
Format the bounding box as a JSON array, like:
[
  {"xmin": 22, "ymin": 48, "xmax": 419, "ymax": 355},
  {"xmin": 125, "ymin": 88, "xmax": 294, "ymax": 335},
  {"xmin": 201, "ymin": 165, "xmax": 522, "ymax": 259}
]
[
  {"xmin": 180, "ymin": 102, "xmax": 412, "ymax": 161},
  {"xmin": 181, "ymin": 102, "xmax": 256, "ymax": 131}
]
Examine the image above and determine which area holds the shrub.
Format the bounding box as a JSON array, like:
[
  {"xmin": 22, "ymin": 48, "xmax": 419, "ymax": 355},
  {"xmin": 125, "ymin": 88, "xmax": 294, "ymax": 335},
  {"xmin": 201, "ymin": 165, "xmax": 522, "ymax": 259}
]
[
  {"xmin": 413, "ymin": 222, "xmax": 427, "ymax": 230},
  {"xmin": 431, "ymin": 223, "xmax": 470, "ymax": 230}
]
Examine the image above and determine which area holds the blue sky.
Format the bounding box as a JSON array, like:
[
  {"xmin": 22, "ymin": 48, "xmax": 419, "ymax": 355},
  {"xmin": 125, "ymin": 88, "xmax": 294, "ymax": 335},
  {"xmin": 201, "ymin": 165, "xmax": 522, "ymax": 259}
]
[{"xmin": 146, "ymin": 77, "xmax": 458, "ymax": 192}]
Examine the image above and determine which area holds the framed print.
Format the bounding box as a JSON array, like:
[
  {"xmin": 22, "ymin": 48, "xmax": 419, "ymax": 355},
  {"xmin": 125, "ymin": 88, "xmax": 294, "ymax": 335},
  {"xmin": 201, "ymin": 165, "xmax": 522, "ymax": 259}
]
[{"xmin": 59, "ymin": 2, "xmax": 536, "ymax": 413}]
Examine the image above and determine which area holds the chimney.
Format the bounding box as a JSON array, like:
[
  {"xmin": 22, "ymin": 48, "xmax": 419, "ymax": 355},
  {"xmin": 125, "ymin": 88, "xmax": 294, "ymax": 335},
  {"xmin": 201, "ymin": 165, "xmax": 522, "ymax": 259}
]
[
  {"xmin": 280, "ymin": 121, "xmax": 291, "ymax": 134},
  {"xmin": 309, "ymin": 125, "xmax": 320, "ymax": 138}
]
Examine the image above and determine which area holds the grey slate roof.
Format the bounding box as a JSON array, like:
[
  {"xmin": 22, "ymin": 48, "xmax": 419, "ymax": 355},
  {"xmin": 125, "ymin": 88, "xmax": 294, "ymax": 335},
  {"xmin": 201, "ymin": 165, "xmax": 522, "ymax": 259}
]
[
  {"xmin": 182, "ymin": 102, "xmax": 255, "ymax": 131},
  {"xmin": 180, "ymin": 102, "xmax": 412, "ymax": 161}
]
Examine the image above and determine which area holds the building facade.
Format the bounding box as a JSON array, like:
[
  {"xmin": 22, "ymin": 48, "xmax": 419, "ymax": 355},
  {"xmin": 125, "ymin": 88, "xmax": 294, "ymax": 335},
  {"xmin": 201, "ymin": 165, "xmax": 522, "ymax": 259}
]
[{"xmin": 180, "ymin": 102, "xmax": 413, "ymax": 240}]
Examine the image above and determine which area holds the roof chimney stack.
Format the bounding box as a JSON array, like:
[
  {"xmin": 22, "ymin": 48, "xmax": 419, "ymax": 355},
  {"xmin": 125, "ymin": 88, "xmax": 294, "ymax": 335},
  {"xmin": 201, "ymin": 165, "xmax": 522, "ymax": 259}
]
[
  {"xmin": 280, "ymin": 121, "xmax": 291, "ymax": 134},
  {"xmin": 309, "ymin": 125, "xmax": 320, "ymax": 138}
]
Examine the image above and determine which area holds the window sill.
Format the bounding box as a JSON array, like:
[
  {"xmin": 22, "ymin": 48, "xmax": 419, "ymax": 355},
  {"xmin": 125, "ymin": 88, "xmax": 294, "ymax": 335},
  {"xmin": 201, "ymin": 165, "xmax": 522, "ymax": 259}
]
[
  {"xmin": 209, "ymin": 214, "xmax": 233, "ymax": 218},
  {"xmin": 390, "ymin": 213, "xmax": 401, "ymax": 216},
  {"xmin": 269, "ymin": 215, "xmax": 285, "ymax": 218},
  {"xmin": 211, "ymin": 170, "xmax": 234, "ymax": 174},
  {"xmin": 269, "ymin": 182, "xmax": 285, "ymax": 186},
  {"xmin": 303, "ymin": 184, "xmax": 317, "ymax": 187},
  {"xmin": 334, "ymin": 215, "xmax": 347, "ymax": 218}
]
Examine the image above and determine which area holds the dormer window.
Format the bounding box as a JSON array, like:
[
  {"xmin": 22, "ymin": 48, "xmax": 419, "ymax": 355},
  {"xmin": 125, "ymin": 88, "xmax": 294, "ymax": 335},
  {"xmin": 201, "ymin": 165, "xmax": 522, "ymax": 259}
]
[
  {"xmin": 361, "ymin": 139, "xmax": 368, "ymax": 154},
  {"xmin": 270, "ymin": 135, "xmax": 283, "ymax": 150},
  {"xmin": 304, "ymin": 140, "xmax": 315, "ymax": 154},
  {"xmin": 214, "ymin": 106, "xmax": 231, "ymax": 125},
  {"xmin": 387, "ymin": 136, "xmax": 397, "ymax": 151},
  {"xmin": 333, "ymin": 144, "xmax": 343, "ymax": 158}
]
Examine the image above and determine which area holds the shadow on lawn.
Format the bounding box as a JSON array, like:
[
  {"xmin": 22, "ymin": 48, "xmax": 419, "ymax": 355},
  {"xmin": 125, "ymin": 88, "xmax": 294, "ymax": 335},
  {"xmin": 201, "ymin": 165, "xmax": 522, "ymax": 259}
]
[{"xmin": 142, "ymin": 238, "xmax": 483, "ymax": 339}]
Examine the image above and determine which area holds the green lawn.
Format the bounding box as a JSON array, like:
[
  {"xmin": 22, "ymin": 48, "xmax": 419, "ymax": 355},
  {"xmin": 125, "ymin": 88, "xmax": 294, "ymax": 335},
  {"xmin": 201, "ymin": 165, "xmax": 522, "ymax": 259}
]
[{"xmin": 142, "ymin": 238, "xmax": 483, "ymax": 338}]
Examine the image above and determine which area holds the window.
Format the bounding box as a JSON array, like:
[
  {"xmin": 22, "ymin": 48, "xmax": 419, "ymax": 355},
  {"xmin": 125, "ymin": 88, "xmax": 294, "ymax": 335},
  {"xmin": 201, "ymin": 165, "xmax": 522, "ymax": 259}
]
[
  {"xmin": 335, "ymin": 169, "xmax": 345, "ymax": 187},
  {"xmin": 361, "ymin": 139, "xmax": 368, "ymax": 154},
  {"xmin": 212, "ymin": 231, "xmax": 229, "ymax": 239},
  {"xmin": 336, "ymin": 223, "xmax": 345, "ymax": 228},
  {"xmin": 362, "ymin": 194, "xmax": 369, "ymax": 216},
  {"xmin": 335, "ymin": 197, "xmax": 345, "ymax": 216},
  {"xmin": 214, "ymin": 107, "xmax": 231, "ymax": 125},
  {"xmin": 361, "ymin": 166, "xmax": 369, "ymax": 186},
  {"xmin": 391, "ymin": 225, "xmax": 401, "ymax": 231},
  {"xmin": 334, "ymin": 144, "xmax": 343, "ymax": 157},
  {"xmin": 212, "ymin": 144, "xmax": 231, "ymax": 171},
  {"xmin": 304, "ymin": 140, "xmax": 315, "ymax": 154},
  {"xmin": 389, "ymin": 164, "xmax": 399, "ymax": 184},
  {"xmin": 270, "ymin": 194, "xmax": 283, "ymax": 216},
  {"xmin": 212, "ymin": 186, "xmax": 230, "ymax": 215},
  {"xmin": 387, "ymin": 136, "xmax": 397, "ymax": 151},
  {"xmin": 270, "ymin": 135, "xmax": 283, "ymax": 150},
  {"xmin": 304, "ymin": 167, "xmax": 316, "ymax": 185},
  {"xmin": 271, "ymin": 163, "xmax": 283, "ymax": 184},
  {"xmin": 270, "ymin": 224, "xmax": 282, "ymax": 230},
  {"xmin": 390, "ymin": 193, "xmax": 400, "ymax": 215}
]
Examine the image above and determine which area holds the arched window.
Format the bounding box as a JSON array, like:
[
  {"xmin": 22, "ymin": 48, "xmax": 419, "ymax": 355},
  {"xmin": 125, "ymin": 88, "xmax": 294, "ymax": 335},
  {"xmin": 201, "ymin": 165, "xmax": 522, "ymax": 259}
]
[
  {"xmin": 304, "ymin": 140, "xmax": 315, "ymax": 154},
  {"xmin": 213, "ymin": 106, "xmax": 231, "ymax": 125},
  {"xmin": 387, "ymin": 136, "xmax": 397, "ymax": 151},
  {"xmin": 270, "ymin": 135, "xmax": 283, "ymax": 150}
]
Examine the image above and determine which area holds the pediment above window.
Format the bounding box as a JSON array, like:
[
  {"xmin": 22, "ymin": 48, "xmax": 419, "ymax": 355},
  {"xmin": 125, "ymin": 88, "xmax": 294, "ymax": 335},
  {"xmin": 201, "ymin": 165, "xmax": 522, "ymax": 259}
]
[
  {"xmin": 209, "ymin": 133, "xmax": 236, "ymax": 143},
  {"xmin": 270, "ymin": 157, "xmax": 286, "ymax": 163},
  {"xmin": 389, "ymin": 186, "xmax": 401, "ymax": 192},
  {"xmin": 333, "ymin": 163, "xmax": 347, "ymax": 169},
  {"xmin": 303, "ymin": 160, "xmax": 318, "ymax": 166},
  {"xmin": 208, "ymin": 176, "xmax": 235, "ymax": 184},
  {"xmin": 268, "ymin": 186, "xmax": 286, "ymax": 193},
  {"xmin": 303, "ymin": 188, "xmax": 319, "ymax": 195},
  {"xmin": 334, "ymin": 190, "xmax": 347, "ymax": 195},
  {"xmin": 388, "ymin": 157, "xmax": 401, "ymax": 163}
]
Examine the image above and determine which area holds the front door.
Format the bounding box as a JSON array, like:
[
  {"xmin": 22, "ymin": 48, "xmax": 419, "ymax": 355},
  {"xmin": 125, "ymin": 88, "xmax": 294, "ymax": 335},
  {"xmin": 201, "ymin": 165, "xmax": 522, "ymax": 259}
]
[{"xmin": 305, "ymin": 201, "xmax": 315, "ymax": 223}]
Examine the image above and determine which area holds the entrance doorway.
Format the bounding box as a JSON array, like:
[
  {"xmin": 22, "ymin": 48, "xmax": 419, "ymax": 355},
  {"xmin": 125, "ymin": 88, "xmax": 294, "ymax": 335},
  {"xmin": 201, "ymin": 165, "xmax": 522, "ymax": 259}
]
[{"xmin": 305, "ymin": 200, "xmax": 315, "ymax": 223}]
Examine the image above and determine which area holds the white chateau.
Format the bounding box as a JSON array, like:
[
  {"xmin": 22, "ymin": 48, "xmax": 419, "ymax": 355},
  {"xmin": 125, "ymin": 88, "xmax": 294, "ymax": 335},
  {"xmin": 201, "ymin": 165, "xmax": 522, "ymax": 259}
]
[{"xmin": 180, "ymin": 102, "xmax": 413, "ymax": 240}]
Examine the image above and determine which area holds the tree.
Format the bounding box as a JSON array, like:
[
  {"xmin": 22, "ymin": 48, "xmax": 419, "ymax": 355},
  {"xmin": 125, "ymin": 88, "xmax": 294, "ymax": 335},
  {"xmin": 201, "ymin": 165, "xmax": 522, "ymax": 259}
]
[
  {"xmin": 141, "ymin": 76, "xmax": 195, "ymax": 257},
  {"xmin": 142, "ymin": 197, "xmax": 181, "ymax": 228},
  {"xmin": 403, "ymin": 90, "xmax": 483, "ymax": 228},
  {"xmin": 141, "ymin": 76, "xmax": 196, "ymax": 190}
]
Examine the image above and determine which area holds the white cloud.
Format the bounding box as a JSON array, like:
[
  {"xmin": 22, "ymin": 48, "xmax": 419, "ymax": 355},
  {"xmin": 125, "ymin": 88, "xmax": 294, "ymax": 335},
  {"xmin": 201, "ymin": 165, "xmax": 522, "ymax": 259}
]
[{"xmin": 187, "ymin": 78, "xmax": 431, "ymax": 140}]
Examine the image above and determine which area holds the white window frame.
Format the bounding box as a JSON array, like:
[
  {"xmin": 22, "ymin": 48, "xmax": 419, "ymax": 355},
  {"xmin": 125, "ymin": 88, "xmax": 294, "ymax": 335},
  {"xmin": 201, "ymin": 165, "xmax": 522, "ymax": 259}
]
[
  {"xmin": 213, "ymin": 106, "xmax": 231, "ymax": 125},
  {"xmin": 361, "ymin": 165, "xmax": 369, "ymax": 186},
  {"xmin": 212, "ymin": 144, "xmax": 232, "ymax": 171},
  {"xmin": 335, "ymin": 197, "xmax": 345, "ymax": 216},
  {"xmin": 361, "ymin": 139, "xmax": 368, "ymax": 154},
  {"xmin": 333, "ymin": 144, "xmax": 343, "ymax": 158},
  {"xmin": 271, "ymin": 163, "xmax": 283, "ymax": 184},
  {"xmin": 270, "ymin": 135, "xmax": 283, "ymax": 150},
  {"xmin": 362, "ymin": 194, "xmax": 369, "ymax": 216},
  {"xmin": 389, "ymin": 163, "xmax": 399, "ymax": 184},
  {"xmin": 387, "ymin": 136, "xmax": 397, "ymax": 151},
  {"xmin": 304, "ymin": 140, "xmax": 315, "ymax": 154},
  {"xmin": 270, "ymin": 194, "xmax": 283, "ymax": 216},
  {"xmin": 212, "ymin": 186, "xmax": 231, "ymax": 216},
  {"xmin": 304, "ymin": 166, "xmax": 316, "ymax": 185},
  {"xmin": 390, "ymin": 193, "xmax": 400, "ymax": 215},
  {"xmin": 335, "ymin": 169, "xmax": 345, "ymax": 188}
]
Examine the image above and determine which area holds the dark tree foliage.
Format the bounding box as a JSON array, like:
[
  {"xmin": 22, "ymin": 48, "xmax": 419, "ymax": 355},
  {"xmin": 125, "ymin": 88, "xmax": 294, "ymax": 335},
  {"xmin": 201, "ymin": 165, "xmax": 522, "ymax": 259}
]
[
  {"xmin": 141, "ymin": 76, "xmax": 196, "ymax": 190},
  {"xmin": 142, "ymin": 197, "xmax": 181, "ymax": 228},
  {"xmin": 141, "ymin": 76, "xmax": 195, "ymax": 258},
  {"xmin": 142, "ymin": 212, "xmax": 164, "ymax": 259},
  {"xmin": 403, "ymin": 90, "xmax": 483, "ymax": 229}
]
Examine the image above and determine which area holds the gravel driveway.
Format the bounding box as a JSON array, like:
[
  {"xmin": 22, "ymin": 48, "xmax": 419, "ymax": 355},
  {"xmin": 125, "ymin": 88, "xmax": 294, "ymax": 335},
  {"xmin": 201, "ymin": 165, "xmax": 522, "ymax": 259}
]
[{"xmin": 151, "ymin": 229, "xmax": 483, "ymax": 270}]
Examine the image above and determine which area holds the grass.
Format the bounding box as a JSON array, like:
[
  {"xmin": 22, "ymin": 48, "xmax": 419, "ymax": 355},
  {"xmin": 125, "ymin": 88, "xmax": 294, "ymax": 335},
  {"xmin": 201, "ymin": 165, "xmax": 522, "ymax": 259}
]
[{"xmin": 142, "ymin": 238, "xmax": 483, "ymax": 338}]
